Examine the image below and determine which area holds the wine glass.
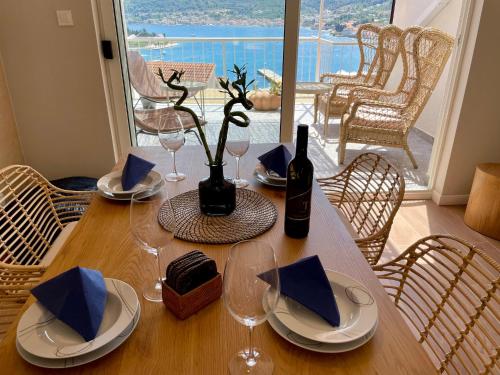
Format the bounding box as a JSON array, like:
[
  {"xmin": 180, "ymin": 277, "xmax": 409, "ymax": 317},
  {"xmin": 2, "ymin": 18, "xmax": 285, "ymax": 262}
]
[
  {"xmin": 158, "ymin": 112, "xmax": 186, "ymax": 182},
  {"xmin": 130, "ymin": 183, "xmax": 176, "ymax": 302},
  {"xmin": 223, "ymin": 240, "xmax": 280, "ymax": 374},
  {"xmin": 225, "ymin": 126, "xmax": 250, "ymax": 188}
]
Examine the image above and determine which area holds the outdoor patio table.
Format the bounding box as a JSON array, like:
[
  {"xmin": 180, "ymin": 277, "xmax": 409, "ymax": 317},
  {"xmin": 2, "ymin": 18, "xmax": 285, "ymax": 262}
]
[
  {"xmin": 0, "ymin": 145, "xmax": 436, "ymax": 374},
  {"xmin": 296, "ymin": 81, "xmax": 332, "ymax": 134}
]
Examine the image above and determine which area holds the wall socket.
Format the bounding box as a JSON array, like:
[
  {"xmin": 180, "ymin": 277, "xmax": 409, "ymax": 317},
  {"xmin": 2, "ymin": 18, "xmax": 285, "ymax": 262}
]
[{"xmin": 56, "ymin": 10, "xmax": 74, "ymax": 27}]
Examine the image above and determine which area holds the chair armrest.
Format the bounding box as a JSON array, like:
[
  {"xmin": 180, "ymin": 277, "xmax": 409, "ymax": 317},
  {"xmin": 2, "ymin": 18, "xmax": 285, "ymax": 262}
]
[
  {"xmin": 330, "ymin": 82, "xmax": 375, "ymax": 98},
  {"xmin": 352, "ymin": 99, "xmax": 406, "ymax": 111},
  {"xmin": 320, "ymin": 72, "xmax": 362, "ymax": 84}
]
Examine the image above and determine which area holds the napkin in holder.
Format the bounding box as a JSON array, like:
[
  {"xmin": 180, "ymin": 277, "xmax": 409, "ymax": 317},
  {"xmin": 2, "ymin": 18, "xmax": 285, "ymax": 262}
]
[
  {"xmin": 162, "ymin": 250, "xmax": 221, "ymax": 320},
  {"xmin": 121, "ymin": 154, "xmax": 155, "ymax": 191},
  {"xmin": 260, "ymin": 255, "xmax": 340, "ymax": 326},
  {"xmin": 31, "ymin": 267, "xmax": 108, "ymax": 341},
  {"xmin": 257, "ymin": 144, "xmax": 292, "ymax": 178}
]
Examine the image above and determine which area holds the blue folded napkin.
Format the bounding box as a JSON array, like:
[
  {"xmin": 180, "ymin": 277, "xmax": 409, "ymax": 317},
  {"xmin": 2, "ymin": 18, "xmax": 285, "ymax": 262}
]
[
  {"xmin": 257, "ymin": 145, "xmax": 292, "ymax": 178},
  {"xmin": 121, "ymin": 154, "xmax": 155, "ymax": 191},
  {"xmin": 260, "ymin": 255, "xmax": 340, "ymax": 326},
  {"xmin": 31, "ymin": 267, "xmax": 108, "ymax": 341}
]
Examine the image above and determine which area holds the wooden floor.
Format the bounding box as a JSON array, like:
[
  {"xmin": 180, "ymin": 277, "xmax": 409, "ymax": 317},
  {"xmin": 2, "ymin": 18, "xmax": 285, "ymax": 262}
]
[{"xmin": 382, "ymin": 200, "xmax": 500, "ymax": 264}]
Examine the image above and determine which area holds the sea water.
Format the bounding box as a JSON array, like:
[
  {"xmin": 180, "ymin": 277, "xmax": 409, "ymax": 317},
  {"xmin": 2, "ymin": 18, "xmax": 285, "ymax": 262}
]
[{"xmin": 127, "ymin": 23, "xmax": 359, "ymax": 88}]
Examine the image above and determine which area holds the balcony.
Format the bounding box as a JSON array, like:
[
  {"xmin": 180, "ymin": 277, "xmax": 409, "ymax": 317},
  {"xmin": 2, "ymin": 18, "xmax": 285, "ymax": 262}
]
[{"xmin": 129, "ymin": 36, "xmax": 433, "ymax": 191}]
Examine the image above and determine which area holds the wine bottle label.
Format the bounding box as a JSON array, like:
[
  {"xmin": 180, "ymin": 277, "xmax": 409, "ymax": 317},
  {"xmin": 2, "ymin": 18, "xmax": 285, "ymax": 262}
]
[{"xmin": 286, "ymin": 188, "xmax": 312, "ymax": 220}]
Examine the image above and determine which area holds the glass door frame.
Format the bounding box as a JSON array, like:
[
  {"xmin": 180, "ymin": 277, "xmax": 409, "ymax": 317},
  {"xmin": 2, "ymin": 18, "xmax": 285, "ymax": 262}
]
[{"xmin": 98, "ymin": 0, "xmax": 476, "ymax": 200}]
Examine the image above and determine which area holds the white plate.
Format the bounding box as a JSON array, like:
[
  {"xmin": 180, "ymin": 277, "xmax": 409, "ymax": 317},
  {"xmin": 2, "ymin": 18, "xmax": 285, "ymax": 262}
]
[
  {"xmin": 255, "ymin": 163, "xmax": 286, "ymax": 184},
  {"xmin": 273, "ymin": 270, "xmax": 377, "ymax": 344},
  {"xmin": 17, "ymin": 278, "xmax": 139, "ymax": 359},
  {"xmin": 97, "ymin": 170, "xmax": 161, "ymax": 196},
  {"xmin": 16, "ymin": 303, "xmax": 141, "ymax": 368},
  {"xmin": 98, "ymin": 179, "xmax": 165, "ymax": 201},
  {"xmin": 267, "ymin": 311, "xmax": 377, "ymax": 353},
  {"xmin": 254, "ymin": 173, "xmax": 286, "ymax": 188}
]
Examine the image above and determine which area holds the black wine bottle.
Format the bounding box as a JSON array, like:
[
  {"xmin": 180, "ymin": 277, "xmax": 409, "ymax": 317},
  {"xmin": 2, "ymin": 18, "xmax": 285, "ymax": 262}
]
[{"xmin": 284, "ymin": 125, "xmax": 314, "ymax": 238}]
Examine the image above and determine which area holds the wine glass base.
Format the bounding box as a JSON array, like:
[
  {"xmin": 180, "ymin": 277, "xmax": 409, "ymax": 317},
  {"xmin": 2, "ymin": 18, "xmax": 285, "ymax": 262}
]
[
  {"xmin": 228, "ymin": 348, "xmax": 274, "ymax": 375},
  {"xmin": 166, "ymin": 172, "xmax": 186, "ymax": 182},
  {"xmin": 142, "ymin": 281, "xmax": 163, "ymax": 302},
  {"xmin": 233, "ymin": 178, "xmax": 249, "ymax": 188}
]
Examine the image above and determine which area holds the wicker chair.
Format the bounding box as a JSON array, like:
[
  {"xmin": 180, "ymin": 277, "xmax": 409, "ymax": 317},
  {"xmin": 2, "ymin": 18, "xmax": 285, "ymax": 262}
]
[
  {"xmin": 373, "ymin": 235, "xmax": 499, "ymax": 374},
  {"xmin": 338, "ymin": 27, "xmax": 454, "ymax": 168},
  {"xmin": 314, "ymin": 24, "xmax": 403, "ymax": 137},
  {"xmin": 317, "ymin": 153, "xmax": 405, "ymax": 265},
  {"xmin": 0, "ymin": 165, "xmax": 92, "ymax": 337}
]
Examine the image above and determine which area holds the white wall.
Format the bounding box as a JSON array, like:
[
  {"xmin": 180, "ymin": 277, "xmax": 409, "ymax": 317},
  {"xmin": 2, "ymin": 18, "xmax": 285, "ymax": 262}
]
[
  {"xmin": 392, "ymin": 0, "xmax": 462, "ymax": 138},
  {"xmin": 0, "ymin": 0, "xmax": 115, "ymax": 179},
  {"xmin": 0, "ymin": 54, "xmax": 24, "ymax": 168},
  {"xmin": 434, "ymin": 0, "xmax": 500, "ymax": 200}
]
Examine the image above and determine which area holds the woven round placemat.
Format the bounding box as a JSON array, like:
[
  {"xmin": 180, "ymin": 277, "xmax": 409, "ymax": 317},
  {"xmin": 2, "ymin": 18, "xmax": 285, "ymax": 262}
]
[{"xmin": 158, "ymin": 189, "xmax": 278, "ymax": 244}]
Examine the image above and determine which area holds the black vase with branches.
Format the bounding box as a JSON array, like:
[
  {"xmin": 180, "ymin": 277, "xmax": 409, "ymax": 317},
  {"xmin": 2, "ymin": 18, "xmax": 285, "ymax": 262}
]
[{"xmin": 157, "ymin": 65, "xmax": 254, "ymax": 216}]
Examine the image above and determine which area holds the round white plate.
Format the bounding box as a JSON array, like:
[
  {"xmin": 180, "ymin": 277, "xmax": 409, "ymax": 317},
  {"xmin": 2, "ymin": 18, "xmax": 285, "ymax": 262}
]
[
  {"xmin": 16, "ymin": 303, "xmax": 141, "ymax": 368},
  {"xmin": 98, "ymin": 179, "xmax": 165, "ymax": 201},
  {"xmin": 255, "ymin": 163, "xmax": 286, "ymax": 184},
  {"xmin": 97, "ymin": 170, "xmax": 161, "ymax": 196},
  {"xmin": 254, "ymin": 173, "xmax": 286, "ymax": 188},
  {"xmin": 267, "ymin": 311, "xmax": 377, "ymax": 353},
  {"xmin": 17, "ymin": 278, "xmax": 139, "ymax": 359},
  {"xmin": 273, "ymin": 270, "xmax": 377, "ymax": 344}
]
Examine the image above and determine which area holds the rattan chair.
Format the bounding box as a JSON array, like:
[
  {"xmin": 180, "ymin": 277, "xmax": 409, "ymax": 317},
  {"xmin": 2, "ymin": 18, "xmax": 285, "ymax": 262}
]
[
  {"xmin": 0, "ymin": 165, "xmax": 92, "ymax": 337},
  {"xmin": 317, "ymin": 153, "xmax": 405, "ymax": 265},
  {"xmin": 373, "ymin": 235, "xmax": 499, "ymax": 374},
  {"xmin": 338, "ymin": 27, "xmax": 454, "ymax": 168},
  {"xmin": 314, "ymin": 24, "xmax": 403, "ymax": 136}
]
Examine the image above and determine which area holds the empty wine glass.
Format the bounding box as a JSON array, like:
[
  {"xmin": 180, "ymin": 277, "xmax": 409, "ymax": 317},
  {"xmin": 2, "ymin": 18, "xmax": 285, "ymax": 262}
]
[
  {"xmin": 130, "ymin": 183, "xmax": 175, "ymax": 302},
  {"xmin": 158, "ymin": 112, "xmax": 186, "ymax": 182},
  {"xmin": 226, "ymin": 126, "xmax": 250, "ymax": 188},
  {"xmin": 223, "ymin": 240, "xmax": 280, "ymax": 374}
]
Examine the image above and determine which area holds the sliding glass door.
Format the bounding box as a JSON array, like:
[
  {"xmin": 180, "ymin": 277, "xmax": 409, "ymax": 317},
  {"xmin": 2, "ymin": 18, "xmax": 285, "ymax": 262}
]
[{"xmin": 119, "ymin": 0, "xmax": 287, "ymax": 147}]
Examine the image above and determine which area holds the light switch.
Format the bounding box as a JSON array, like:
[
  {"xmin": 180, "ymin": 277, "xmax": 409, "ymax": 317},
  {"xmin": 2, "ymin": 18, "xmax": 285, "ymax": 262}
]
[{"xmin": 56, "ymin": 10, "xmax": 74, "ymax": 26}]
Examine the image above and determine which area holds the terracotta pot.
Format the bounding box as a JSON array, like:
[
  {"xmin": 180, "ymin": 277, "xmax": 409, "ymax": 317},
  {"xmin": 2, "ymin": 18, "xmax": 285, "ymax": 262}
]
[{"xmin": 248, "ymin": 90, "xmax": 281, "ymax": 111}]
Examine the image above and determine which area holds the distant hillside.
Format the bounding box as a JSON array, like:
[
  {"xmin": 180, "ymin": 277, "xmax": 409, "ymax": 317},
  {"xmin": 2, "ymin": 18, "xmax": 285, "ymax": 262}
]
[{"xmin": 123, "ymin": 0, "xmax": 393, "ymax": 32}]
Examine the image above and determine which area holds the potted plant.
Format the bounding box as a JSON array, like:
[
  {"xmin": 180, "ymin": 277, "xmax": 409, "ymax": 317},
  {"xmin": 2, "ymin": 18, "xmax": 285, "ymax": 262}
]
[
  {"xmin": 157, "ymin": 65, "xmax": 254, "ymax": 216},
  {"xmin": 248, "ymin": 81, "xmax": 281, "ymax": 111}
]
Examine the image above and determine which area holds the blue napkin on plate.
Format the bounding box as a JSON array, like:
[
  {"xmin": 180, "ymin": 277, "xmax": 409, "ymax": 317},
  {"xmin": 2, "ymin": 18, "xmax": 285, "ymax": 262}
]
[
  {"xmin": 31, "ymin": 267, "xmax": 108, "ymax": 341},
  {"xmin": 257, "ymin": 145, "xmax": 292, "ymax": 178},
  {"xmin": 121, "ymin": 154, "xmax": 155, "ymax": 191},
  {"xmin": 260, "ymin": 255, "xmax": 340, "ymax": 326}
]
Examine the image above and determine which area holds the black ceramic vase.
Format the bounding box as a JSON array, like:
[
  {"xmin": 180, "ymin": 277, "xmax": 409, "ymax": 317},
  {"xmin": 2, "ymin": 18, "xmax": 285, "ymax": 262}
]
[{"xmin": 199, "ymin": 163, "xmax": 236, "ymax": 216}]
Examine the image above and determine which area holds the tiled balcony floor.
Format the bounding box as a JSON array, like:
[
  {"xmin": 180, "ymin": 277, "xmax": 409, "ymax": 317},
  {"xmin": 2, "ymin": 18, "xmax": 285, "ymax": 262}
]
[{"xmin": 137, "ymin": 103, "xmax": 433, "ymax": 190}]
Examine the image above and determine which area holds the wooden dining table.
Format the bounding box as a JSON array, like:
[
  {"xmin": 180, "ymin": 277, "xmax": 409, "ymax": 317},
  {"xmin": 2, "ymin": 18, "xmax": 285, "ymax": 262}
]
[{"xmin": 0, "ymin": 144, "xmax": 436, "ymax": 374}]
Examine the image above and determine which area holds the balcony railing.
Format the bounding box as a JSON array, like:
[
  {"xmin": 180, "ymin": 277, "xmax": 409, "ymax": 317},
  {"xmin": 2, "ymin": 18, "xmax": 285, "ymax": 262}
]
[{"xmin": 128, "ymin": 36, "xmax": 358, "ymax": 95}]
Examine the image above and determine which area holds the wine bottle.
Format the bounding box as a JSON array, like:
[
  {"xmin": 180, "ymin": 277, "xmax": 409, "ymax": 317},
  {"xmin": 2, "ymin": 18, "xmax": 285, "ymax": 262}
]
[{"xmin": 285, "ymin": 125, "xmax": 313, "ymax": 238}]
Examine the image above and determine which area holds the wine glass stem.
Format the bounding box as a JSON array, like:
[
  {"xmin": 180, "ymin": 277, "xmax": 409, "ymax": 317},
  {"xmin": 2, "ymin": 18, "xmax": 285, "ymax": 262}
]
[
  {"xmin": 154, "ymin": 251, "xmax": 162, "ymax": 284},
  {"xmin": 172, "ymin": 151, "xmax": 178, "ymax": 175},
  {"xmin": 235, "ymin": 156, "xmax": 240, "ymax": 180},
  {"xmin": 246, "ymin": 325, "xmax": 256, "ymax": 366}
]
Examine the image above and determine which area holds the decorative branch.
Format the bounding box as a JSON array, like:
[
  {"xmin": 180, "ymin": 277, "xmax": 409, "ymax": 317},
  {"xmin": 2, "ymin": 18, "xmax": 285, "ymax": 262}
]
[
  {"xmin": 157, "ymin": 68, "xmax": 213, "ymax": 165},
  {"xmin": 156, "ymin": 64, "xmax": 253, "ymax": 167}
]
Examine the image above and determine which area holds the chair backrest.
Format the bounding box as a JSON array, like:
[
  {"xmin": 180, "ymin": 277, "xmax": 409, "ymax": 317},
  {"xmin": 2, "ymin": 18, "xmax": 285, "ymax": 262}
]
[
  {"xmin": 355, "ymin": 24, "xmax": 382, "ymax": 83},
  {"xmin": 378, "ymin": 27, "xmax": 454, "ymax": 125},
  {"xmin": 127, "ymin": 50, "xmax": 165, "ymax": 100},
  {"xmin": 372, "ymin": 25, "xmax": 403, "ymax": 89},
  {"xmin": 0, "ymin": 165, "xmax": 63, "ymax": 266},
  {"xmin": 373, "ymin": 235, "xmax": 499, "ymax": 374},
  {"xmin": 329, "ymin": 153, "xmax": 405, "ymax": 264}
]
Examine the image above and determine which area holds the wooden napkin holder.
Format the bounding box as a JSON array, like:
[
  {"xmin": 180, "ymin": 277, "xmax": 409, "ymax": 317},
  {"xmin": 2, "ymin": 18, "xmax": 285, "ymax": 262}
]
[{"xmin": 162, "ymin": 273, "xmax": 222, "ymax": 320}]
